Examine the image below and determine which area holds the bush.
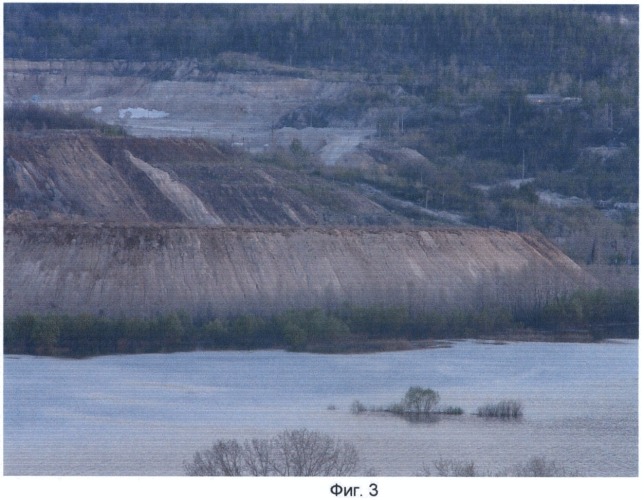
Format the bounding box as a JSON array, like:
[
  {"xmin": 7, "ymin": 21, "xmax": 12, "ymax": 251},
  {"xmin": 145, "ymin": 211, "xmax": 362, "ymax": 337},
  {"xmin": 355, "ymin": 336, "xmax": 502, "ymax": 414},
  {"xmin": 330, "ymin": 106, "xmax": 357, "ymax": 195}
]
[
  {"xmin": 476, "ymin": 400, "xmax": 523, "ymax": 419},
  {"xmin": 439, "ymin": 406, "xmax": 464, "ymax": 415},
  {"xmin": 277, "ymin": 308, "xmax": 351, "ymax": 350},
  {"xmin": 184, "ymin": 428, "xmax": 359, "ymax": 476},
  {"xmin": 350, "ymin": 400, "xmax": 368, "ymax": 414},
  {"xmin": 419, "ymin": 456, "xmax": 581, "ymax": 476},
  {"xmin": 526, "ymin": 288, "xmax": 638, "ymax": 334},
  {"xmin": 500, "ymin": 456, "xmax": 579, "ymax": 477},
  {"xmin": 400, "ymin": 386, "xmax": 440, "ymax": 414},
  {"xmin": 433, "ymin": 458, "xmax": 477, "ymax": 477},
  {"xmin": 5, "ymin": 104, "xmax": 127, "ymax": 135}
]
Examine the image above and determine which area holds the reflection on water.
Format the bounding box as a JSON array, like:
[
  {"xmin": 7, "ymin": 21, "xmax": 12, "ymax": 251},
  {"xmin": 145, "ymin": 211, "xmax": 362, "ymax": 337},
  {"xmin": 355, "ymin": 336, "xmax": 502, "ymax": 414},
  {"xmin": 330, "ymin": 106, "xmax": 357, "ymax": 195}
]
[{"xmin": 3, "ymin": 340, "xmax": 637, "ymax": 476}]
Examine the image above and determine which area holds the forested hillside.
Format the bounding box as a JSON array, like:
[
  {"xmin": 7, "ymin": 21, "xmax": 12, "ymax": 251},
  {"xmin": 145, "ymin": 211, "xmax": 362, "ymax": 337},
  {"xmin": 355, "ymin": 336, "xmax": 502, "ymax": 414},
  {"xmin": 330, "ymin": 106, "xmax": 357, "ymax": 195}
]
[
  {"xmin": 5, "ymin": 4, "xmax": 637, "ymax": 192},
  {"xmin": 4, "ymin": 4, "xmax": 638, "ymax": 275},
  {"xmin": 3, "ymin": 4, "xmax": 638, "ymax": 351},
  {"xmin": 4, "ymin": 4, "xmax": 637, "ymax": 80}
]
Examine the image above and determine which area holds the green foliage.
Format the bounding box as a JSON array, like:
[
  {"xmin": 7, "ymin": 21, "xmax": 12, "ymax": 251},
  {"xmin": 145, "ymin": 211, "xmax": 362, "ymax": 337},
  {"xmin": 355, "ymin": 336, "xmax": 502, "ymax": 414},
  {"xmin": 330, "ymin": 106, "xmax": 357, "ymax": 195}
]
[
  {"xmin": 3, "ymin": 288, "xmax": 637, "ymax": 357},
  {"xmin": 30, "ymin": 315, "xmax": 61, "ymax": 356},
  {"xmin": 4, "ymin": 104, "xmax": 127, "ymax": 136},
  {"xmin": 525, "ymin": 289, "xmax": 638, "ymax": 334},
  {"xmin": 289, "ymin": 138, "xmax": 305, "ymax": 156},
  {"xmin": 5, "ymin": 4, "xmax": 636, "ymax": 86},
  {"xmin": 156, "ymin": 313, "xmax": 185, "ymax": 351},
  {"xmin": 339, "ymin": 305, "xmax": 410, "ymax": 339},
  {"xmin": 400, "ymin": 386, "xmax": 440, "ymax": 414},
  {"xmin": 439, "ymin": 406, "xmax": 464, "ymax": 415},
  {"xmin": 282, "ymin": 322, "xmax": 308, "ymax": 351},
  {"xmin": 275, "ymin": 308, "xmax": 351, "ymax": 351}
]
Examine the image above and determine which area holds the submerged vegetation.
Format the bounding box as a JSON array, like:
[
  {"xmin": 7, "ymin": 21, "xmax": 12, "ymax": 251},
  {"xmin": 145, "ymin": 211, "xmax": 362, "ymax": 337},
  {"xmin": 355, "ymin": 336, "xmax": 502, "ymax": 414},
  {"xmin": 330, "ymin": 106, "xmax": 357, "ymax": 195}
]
[
  {"xmin": 352, "ymin": 386, "xmax": 501, "ymax": 421},
  {"xmin": 351, "ymin": 386, "xmax": 443, "ymax": 418},
  {"xmin": 476, "ymin": 400, "xmax": 523, "ymax": 419},
  {"xmin": 3, "ymin": 288, "xmax": 637, "ymax": 357}
]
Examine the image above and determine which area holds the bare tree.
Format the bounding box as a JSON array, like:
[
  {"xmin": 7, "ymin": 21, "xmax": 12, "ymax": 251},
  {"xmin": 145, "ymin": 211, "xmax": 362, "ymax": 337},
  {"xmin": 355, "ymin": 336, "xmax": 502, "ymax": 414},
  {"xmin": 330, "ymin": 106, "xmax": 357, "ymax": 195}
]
[
  {"xmin": 433, "ymin": 458, "xmax": 477, "ymax": 477},
  {"xmin": 184, "ymin": 428, "xmax": 359, "ymax": 476},
  {"xmin": 186, "ymin": 439, "xmax": 245, "ymax": 476},
  {"xmin": 499, "ymin": 456, "xmax": 579, "ymax": 477}
]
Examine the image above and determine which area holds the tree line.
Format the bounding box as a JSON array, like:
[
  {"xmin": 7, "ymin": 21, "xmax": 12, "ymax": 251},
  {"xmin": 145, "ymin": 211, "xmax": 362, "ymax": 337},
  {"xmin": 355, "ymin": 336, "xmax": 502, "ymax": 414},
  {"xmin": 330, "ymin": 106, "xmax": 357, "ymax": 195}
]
[
  {"xmin": 5, "ymin": 4, "xmax": 637, "ymax": 82},
  {"xmin": 4, "ymin": 289, "xmax": 637, "ymax": 357}
]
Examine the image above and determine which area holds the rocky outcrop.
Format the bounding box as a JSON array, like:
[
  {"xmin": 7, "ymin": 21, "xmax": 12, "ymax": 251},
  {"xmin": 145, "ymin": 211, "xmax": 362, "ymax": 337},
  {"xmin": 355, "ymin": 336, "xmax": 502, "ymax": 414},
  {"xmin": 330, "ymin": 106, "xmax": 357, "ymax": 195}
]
[{"xmin": 4, "ymin": 222, "xmax": 594, "ymax": 319}]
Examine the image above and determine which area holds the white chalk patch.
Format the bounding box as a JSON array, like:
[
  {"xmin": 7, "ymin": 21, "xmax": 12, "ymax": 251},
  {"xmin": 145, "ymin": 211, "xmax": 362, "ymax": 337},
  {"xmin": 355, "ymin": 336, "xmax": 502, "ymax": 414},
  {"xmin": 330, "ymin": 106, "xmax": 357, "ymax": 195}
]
[{"xmin": 118, "ymin": 107, "xmax": 169, "ymax": 119}]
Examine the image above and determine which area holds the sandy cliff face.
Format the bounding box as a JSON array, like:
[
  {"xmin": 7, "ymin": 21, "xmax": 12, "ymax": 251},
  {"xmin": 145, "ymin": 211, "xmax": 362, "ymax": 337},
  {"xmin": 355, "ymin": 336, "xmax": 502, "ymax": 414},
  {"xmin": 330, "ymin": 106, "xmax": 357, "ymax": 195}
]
[
  {"xmin": 4, "ymin": 222, "xmax": 594, "ymax": 319},
  {"xmin": 4, "ymin": 131, "xmax": 401, "ymax": 226}
]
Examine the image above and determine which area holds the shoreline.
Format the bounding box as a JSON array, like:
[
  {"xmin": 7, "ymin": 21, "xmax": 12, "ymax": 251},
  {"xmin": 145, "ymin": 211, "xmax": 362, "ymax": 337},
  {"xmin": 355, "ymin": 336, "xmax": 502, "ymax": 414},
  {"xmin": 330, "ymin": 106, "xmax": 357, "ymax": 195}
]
[
  {"xmin": 303, "ymin": 329, "xmax": 636, "ymax": 354},
  {"xmin": 4, "ymin": 331, "xmax": 637, "ymax": 359}
]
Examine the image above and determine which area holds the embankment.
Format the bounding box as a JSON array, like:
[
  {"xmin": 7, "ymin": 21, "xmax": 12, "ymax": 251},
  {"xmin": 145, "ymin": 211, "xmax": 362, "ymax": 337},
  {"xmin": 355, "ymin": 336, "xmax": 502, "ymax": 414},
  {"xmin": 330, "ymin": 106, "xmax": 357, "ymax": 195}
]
[{"xmin": 4, "ymin": 221, "xmax": 594, "ymax": 319}]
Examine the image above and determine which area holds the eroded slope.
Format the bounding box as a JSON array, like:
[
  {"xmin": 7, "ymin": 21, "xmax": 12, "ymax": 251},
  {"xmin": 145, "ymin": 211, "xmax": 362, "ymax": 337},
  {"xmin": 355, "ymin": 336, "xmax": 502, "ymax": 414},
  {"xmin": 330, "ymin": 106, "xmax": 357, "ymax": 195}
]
[
  {"xmin": 4, "ymin": 131, "xmax": 403, "ymax": 226},
  {"xmin": 4, "ymin": 222, "xmax": 594, "ymax": 319}
]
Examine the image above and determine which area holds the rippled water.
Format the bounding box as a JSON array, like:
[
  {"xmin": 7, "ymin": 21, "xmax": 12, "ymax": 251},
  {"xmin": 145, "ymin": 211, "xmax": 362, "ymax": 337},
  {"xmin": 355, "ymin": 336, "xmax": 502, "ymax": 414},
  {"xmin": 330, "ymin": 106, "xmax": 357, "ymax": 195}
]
[{"xmin": 3, "ymin": 340, "xmax": 637, "ymax": 476}]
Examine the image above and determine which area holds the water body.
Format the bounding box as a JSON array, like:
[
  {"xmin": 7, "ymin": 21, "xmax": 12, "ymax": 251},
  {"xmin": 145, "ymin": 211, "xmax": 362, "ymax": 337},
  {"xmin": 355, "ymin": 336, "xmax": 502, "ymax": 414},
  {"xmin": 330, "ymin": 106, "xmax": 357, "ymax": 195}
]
[{"xmin": 4, "ymin": 340, "xmax": 637, "ymax": 476}]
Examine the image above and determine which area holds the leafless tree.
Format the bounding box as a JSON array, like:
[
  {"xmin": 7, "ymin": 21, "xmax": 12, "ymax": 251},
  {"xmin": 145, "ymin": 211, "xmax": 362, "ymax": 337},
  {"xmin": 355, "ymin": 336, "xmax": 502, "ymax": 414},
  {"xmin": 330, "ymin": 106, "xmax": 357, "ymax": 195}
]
[
  {"xmin": 186, "ymin": 439, "xmax": 246, "ymax": 476},
  {"xmin": 184, "ymin": 428, "xmax": 359, "ymax": 476},
  {"xmin": 499, "ymin": 456, "xmax": 579, "ymax": 477},
  {"xmin": 433, "ymin": 458, "xmax": 477, "ymax": 477}
]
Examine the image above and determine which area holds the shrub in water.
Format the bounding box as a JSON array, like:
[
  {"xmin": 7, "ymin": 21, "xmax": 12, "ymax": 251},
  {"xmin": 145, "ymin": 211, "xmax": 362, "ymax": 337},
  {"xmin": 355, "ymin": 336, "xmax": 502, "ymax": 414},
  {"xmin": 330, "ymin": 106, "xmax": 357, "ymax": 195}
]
[
  {"xmin": 439, "ymin": 406, "xmax": 464, "ymax": 415},
  {"xmin": 400, "ymin": 386, "xmax": 440, "ymax": 414},
  {"xmin": 350, "ymin": 400, "xmax": 367, "ymax": 414},
  {"xmin": 476, "ymin": 400, "xmax": 523, "ymax": 418}
]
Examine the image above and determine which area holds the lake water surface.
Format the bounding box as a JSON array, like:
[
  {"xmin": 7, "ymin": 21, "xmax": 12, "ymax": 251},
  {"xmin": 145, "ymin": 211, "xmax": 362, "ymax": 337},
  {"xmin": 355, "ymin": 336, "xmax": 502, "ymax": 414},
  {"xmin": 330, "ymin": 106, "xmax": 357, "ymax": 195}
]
[{"xmin": 4, "ymin": 340, "xmax": 638, "ymax": 476}]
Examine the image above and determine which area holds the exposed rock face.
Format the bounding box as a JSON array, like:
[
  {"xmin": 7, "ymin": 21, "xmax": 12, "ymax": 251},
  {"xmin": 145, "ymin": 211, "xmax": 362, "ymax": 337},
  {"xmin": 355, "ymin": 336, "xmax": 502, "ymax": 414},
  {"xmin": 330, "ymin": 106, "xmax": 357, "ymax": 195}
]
[{"xmin": 4, "ymin": 222, "xmax": 594, "ymax": 319}]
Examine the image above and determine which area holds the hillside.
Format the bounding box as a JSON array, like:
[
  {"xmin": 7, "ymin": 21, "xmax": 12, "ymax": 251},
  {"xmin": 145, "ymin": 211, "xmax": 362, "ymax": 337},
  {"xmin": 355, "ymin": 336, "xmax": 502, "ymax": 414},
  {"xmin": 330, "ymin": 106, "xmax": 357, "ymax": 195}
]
[
  {"xmin": 4, "ymin": 129, "xmax": 407, "ymax": 227},
  {"xmin": 4, "ymin": 221, "xmax": 593, "ymax": 320},
  {"xmin": 3, "ymin": 4, "xmax": 637, "ymax": 347}
]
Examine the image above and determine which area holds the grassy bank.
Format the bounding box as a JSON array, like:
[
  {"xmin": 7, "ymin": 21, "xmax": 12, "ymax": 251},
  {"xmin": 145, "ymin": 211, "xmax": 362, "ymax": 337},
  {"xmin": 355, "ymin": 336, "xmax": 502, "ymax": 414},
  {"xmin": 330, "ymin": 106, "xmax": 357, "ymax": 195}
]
[{"xmin": 3, "ymin": 288, "xmax": 637, "ymax": 357}]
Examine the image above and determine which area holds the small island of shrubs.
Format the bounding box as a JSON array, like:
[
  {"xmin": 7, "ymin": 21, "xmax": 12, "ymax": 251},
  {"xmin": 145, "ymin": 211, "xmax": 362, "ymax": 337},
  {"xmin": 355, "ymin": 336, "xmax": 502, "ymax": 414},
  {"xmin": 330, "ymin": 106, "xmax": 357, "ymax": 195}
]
[{"xmin": 351, "ymin": 386, "xmax": 522, "ymax": 421}]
